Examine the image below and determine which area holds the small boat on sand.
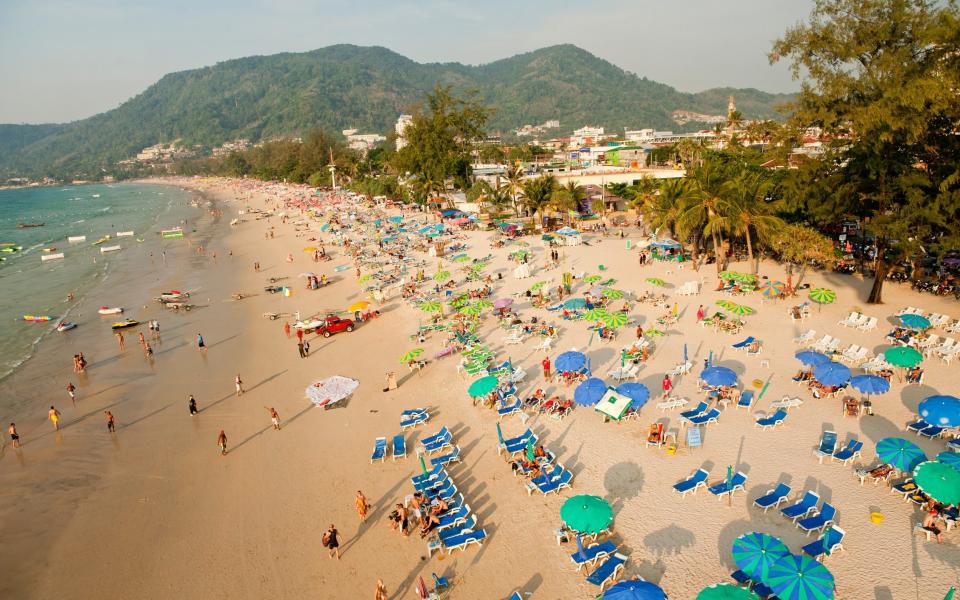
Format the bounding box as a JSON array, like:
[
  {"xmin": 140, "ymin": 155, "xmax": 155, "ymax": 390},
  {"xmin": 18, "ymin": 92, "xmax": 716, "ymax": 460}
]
[
  {"xmin": 116, "ymin": 231, "xmax": 134, "ymax": 237},
  {"xmin": 41, "ymin": 253, "xmax": 64, "ymax": 262},
  {"xmin": 98, "ymin": 306, "xmax": 123, "ymax": 315},
  {"xmin": 111, "ymin": 319, "xmax": 140, "ymax": 330},
  {"xmin": 93, "ymin": 235, "xmax": 111, "ymax": 245},
  {"xmin": 100, "ymin": 245, "xmax": 121, "ymax": 253},
  {"xmin": 17, "ymin": 223, "xmax": 44, "ymax": 228},
  {"xmin": 68, "ymin": 235, "xmax": 87, "ymax": 242},
  {"xmin": 56, "ymin": 321, "xmax": 77, "ymax": 332},
  {"xmin": 0, "ymin": 246, "xmax": 22, "ymax": 253}
]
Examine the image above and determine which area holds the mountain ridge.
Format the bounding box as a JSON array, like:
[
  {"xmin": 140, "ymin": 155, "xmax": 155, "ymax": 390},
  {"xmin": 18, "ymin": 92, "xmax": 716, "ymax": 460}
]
[{"xmin": 0, "ymin": 44, "xmax": 794, "ymax": 178}]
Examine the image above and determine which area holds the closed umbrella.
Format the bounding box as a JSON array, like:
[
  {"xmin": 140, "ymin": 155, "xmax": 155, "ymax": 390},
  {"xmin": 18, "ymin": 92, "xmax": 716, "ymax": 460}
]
[
  {"xmin": 914, "ymin": 460, "xmax": 960, "ymax": 505},
  {"xmin": 918, "ymin": 395, "xmax": 960, "ymax": 427},
  {"xmin": 813, "ymin": 362, "xmax": 851, "ymax": 387},
  {"xmin": 900, "ymin": 314, "xmax": 931, "ymax": 330},
  {"xmin": 731, "ymin": 532, "xmax": 790, "ymax": 581},
  {"xmin": 876, "ymin": 437, "xmax": 927, "ymax": 472},
  {"xmin": 700, "ymin": 366, "xmax": 737, "ymax": 387},
  {"xmin": 603, "ymin": 581, "xmax": 667, "ymax": 600},
  {"xmin": 767, "ymin": 553, "xmax": 835, "ymax": 600},
  {"xmin": 884, "ymin": 346, "xmax": 923, "ymax": 368},
  {"xmin": 615, "ymin": 383, "xmax": 650, "ymax": 410},
  {"xmin": 697, "ymin": 584, "xmax": 759, "ymax": 600},
  {"xmin": 467, "ymin": 375, "xmax": 498, "ymax": 398},
  {"xmin": 560, "ymin": 495, "xmax": 613, "ymax": 535},
  {"xmin": 574, "ymin": 377, "xmax": 608, "ymax": 406},
  {"xmin": 850, "ymin": 374, "xmax": 890, "ymax": 396},
  {"xmin": 555, "ymin": 351, "xmax": 587, "ymax": 372},
  {"xmin": 795, "ymin": 351, "xmax": 831, "ymax": 367}
]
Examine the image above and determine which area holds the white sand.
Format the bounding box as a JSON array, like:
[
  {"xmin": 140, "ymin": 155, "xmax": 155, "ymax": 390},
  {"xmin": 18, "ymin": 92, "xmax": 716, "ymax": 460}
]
[{"xmin": 1, "ymin": 175, "xmax": 957, "ymax": 599}]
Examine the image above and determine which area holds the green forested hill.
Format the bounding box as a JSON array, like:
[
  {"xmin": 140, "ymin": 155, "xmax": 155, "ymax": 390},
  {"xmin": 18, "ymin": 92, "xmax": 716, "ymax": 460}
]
[{"xmin": 0, "ymin": 44, "xmax": 793, "ymax": 178}]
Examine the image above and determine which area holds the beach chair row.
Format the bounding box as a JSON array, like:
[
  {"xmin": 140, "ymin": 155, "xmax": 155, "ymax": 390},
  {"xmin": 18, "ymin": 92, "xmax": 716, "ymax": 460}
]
[
  {"xmin": 499, "ymin": 428, "xmax": 575, "ymax": 496},
  {"xmin": 754, "ymin": 487, "xmax": 839, "ymax": 535},
  {"xmin": 412, "ymin": 467, "xmax": 487, "ymax": 556},
  {"xmin": 837, "ymin": 311, "xmax": 878, "ymax": 331},
  {"xmin": 372, "ymin": 419, "xmax": 463, "ymax": 466},
  {"xmin": 672, "ymin": 468, "xmax": 747, "ymax": 500},
  {"xmin": 813, "ymin": 431, "xmax": 864, "ymax": 464}
]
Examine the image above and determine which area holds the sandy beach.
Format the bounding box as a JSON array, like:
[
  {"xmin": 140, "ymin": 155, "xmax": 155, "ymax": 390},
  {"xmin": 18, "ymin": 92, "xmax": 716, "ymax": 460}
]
[{"xmin": 1, "ymin": 176, "xmax": 958, "ymax": 599}]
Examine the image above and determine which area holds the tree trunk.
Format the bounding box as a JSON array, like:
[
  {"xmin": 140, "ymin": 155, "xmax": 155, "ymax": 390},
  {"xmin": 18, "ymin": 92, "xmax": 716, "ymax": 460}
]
[
  {"xmin": 745, "ymin": 229, "xmax": 755, "ymax": 274},
  {"xmin": 711, "ymin": 231, "xmax": 722, "ymax": 273},
  {"xmin": 867, "ymin": 258, "xmax": 888, "ymax": 304}
]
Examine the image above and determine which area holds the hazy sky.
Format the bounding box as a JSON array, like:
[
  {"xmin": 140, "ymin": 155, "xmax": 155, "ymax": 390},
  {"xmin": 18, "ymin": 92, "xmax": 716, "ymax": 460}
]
[{"xmin": 0, "ymin": 0, "xmax": 814, "ymax": 124}]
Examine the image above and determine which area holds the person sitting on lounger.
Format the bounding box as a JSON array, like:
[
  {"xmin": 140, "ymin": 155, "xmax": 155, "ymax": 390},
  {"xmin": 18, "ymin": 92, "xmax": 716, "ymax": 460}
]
[
  {"xmin": 907, "ymin": 366, "xmax": 924, "ymax": 384},
  {"xmin": 747, "ymin": 340, "xmax": 761, "ymax": 354},
  {"xmin": 533, "ymin": 445, "xmax": 547, "ymax": 459},
  {"xmin": 790, "ymin": 306, "xmax": 802, "ymax": 320},
  {"xmin": 844, "ymin": 396, "xmax": 860, "ymax": 417},
  {"xmin": 923, "ymin": 501, "xmax": 944, "ymax": 543},
  {"xmin": 647, "ymin": 424, "xmax": 662, "ymax": 445},
  {"xmin": 792, "ymin": 370, "xmax": 813, "ymax": 382}
]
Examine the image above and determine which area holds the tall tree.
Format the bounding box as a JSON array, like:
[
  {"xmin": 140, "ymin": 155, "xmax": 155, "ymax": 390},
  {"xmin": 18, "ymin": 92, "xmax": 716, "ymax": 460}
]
[
  {"xmin": 553, "ymin": 181, "xmax": 587, "ymax": 223},
  {"xmin": 502, "ymin": 165, "xmax": 526, "ymax": 217},
  {"xmin": 715, "ymin": 172, "xmax": 785, "ymax": 273},
  {"xmin": 521, "ymin": 175, "xmax": 558, "ymax": 228},
  {"xmin": 772, "ymin": 0, "xmax": 960, "ymax": 303},
  {"xmin": 678, "ymin": 161, "xmax": 732, "ymax": 272}
]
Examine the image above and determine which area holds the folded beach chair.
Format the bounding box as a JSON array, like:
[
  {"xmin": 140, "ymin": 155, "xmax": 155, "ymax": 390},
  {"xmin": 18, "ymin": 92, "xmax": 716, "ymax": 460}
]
[
  {"xmin": 421, "ymin": 426, "xmax": 451, "ymax": 448},
  {"xmin": 708, "ymin": 471, "xmax": 747, "ymax": 499},
  {"xmin": 497, "ymin": 398, "xmax": 522, "ymax": 419},
  {"xmin": 400, "ymin": 410, "xmax": 429, "ymax": 430},
  {"xmin": 392, "ymin": 434, "xmax": 406, "ymax": 460},
  {"xmin": 443, "ymin": 528, "xmax": 487, "ymax": 553},
  {"xmin": 430, "ymin": 445, "xmax": 462, "ymax": 467},
  {"xmin": 755, "ymin": 410, "xmax": 788, "ymax": 429},
  {"xmin": 736, "ymin": 390, "xmax": 755, "ymax": 410},
  {"xmin": 753, "ymin": 483, "xmax": 791, "ymax": 512},
  {"xmin": 813, "ymin": 430, "xmax": 838, "ymax": 463},
  {"xmin": 570, "ymin": 540, "xmax": 617, "ymax": 572},
  {"xmin": 687, "ymin": 407, "xmax": 721, "ymax": 426},
  {"xmin": 585, "ymin": 553, "xmax": 628, "ymax": 590},
  {"xmin": 679, "ymin": 401, "xmax": 708, "ymax": 421},
  {"xmin": 802, "ymin": 525, "xmax": 845, "ymax": 561},
  {"xmin": 797, "ymin": 503, "xmax": 837, "ymax": 535},
  {"xmin": 731, "ymin": 336, "xmax": 755, "ymax": 350},
  {"xmin": 781, "ymin": 491, "xmax": 820, "ymax": 522},
  {"xmin": 370, "ymin": 437, "xmax": 387, "ymax": 463},
  {"xmin": 831, "ymin": 439, "xmax": 863, "ymax": 465},
  {"xmin": 673, "ymin": 468, "xmax": 709, "ymax": 498}
]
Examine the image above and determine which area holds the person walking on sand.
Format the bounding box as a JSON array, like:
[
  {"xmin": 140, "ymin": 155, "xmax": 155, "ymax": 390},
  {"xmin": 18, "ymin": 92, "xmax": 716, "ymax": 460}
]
[
  {"xmin": 235, "ymin": 374, "xmax": 244, "ymax": 396},
  {"xmin": 48, "ymin": 406, "xmax": 62, "ymax": 430},
  {"xmin": 323, "ymin": 524, "xmax": 340, "ymax": 559},
  {"xmin": 298, "ymin": 340, "xmax": 306, "ymax": 359},
  {"xmin": 355, "ymin": 490, "xmax": 369, "ymax": 522},
  {"xmin": 196, "ymin": 333, "xmax": 206, "ymax": 353},
  {"xmin": 217, "ymin": 430, "xmax": 228, "ymax": 455},
  {"xmin": 265, "ymin": 407, "xmax": 281, "ymax": 430},
  {"xmin": 661, "ymin": 374, "xmax": 673, "ymax": 398},
  {"xmin": 541, "ymin": 355, "xmax": 551, "ymax": 380},
  {"xmin": 696, "ymin": 304, "xmax": 705, "ymax": 322},
  {"xmin": 283, "ymin": 321, "xmax": 291, "ymax": 338},
  {"xmin": 66, "ymin": 382, "xmax": 76, "ymax": 403},
  {"xmin": 636, "ymin": 324, "xmax": 643, "ymax": 340},
  {"xmin": 8, "ymin": 423, "xmax": 20, "ymax": 448},
  {"xmin": 104, "ymin": 411, "xmax": 115, "ymax": 433},
  {"xmin": 138, "ymin": 332, "xmax": 146, "ymax": 349},
  {"xmin": 375, "ymin": 579, "xmax": 388, "ymax": 600},
  {"xmin": 115, "ymin": 330, "xmax": 125, "ymax": 351},
  {"xmin": 188, "ymin": 395, "xmax": 198, "ymax": 416}
]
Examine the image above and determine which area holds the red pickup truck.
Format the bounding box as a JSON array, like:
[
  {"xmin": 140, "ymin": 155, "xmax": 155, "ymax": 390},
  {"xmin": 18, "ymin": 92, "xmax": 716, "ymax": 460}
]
[{"xmin": 316, "ymin": 315, "xmax": 355, "ymax": 338}]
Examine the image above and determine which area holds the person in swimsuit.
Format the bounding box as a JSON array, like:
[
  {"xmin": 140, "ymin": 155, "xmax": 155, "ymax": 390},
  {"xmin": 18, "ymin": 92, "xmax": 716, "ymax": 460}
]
[
  {"xmin": 323, "ymin": 524, "xmax": 340, "ymax": 559},
  {"xmin": 375, "ymin": 579, "xmax": 388, "ymax": 600},
  {"xmin": 265, "ymin": 407, "xmax": 281, "ymax": 430},
  {"xmin": 115, "ymin": 330, "xmax": 125, "ymax": 351},
  {"xmin": 104, "ymin": 411, "xmax": 115, "ymax": 433},
  {"xmin": 217, "ymin": 430, "xmax": 228, "ymax": 455},
  {"xmin": 8, "ymin": 423, "xmax": 20, "ymax": 448},
  {"xmin": 48, "ymin": 406, "xmax": 61, "ymax": 430},
  {"xmin": 66, "ymin": 382, "xmax": 76, "ymax": 403},
  {"xmin": 355, "ymin": 490, "xmax": 369, "ymax": 522},
  {"xmin": 235, "ymin": 374, "xmax": 244, "ymax": 396},
  {"xmin": 188, "ymin": 395, "xmax": 198, "ymax": 416}
]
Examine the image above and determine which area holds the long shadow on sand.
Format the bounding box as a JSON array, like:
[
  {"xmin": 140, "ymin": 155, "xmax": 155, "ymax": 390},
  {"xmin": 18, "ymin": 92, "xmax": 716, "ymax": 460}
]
[{"xmin": 197, "ymin": 370, "xmax": 288, "ymax": 413}]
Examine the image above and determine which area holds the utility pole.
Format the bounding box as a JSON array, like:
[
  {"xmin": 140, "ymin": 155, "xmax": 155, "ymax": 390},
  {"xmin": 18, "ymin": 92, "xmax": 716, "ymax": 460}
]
[{"xmin": 328, "ymin": 148, "xmax": 337, "ymax": 190}]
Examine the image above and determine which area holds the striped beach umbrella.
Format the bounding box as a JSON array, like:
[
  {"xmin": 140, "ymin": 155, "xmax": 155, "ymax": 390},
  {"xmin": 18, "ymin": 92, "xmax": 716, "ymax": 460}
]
[
  {"xmin": 645, "ymin": 328, "xmax": 666, "ymax": 337},
  {"xmin": 472, "ymin": 298, "xmax": 493, "ymax": 309},
  {"xmin": 726, "ymin": 304, "xmax": 755, "ymax": 316},
  {"xmin": 358, "ymin": 274, "xmax": 372, "ymax": 283},
  {"xmin": 432, "ymin": 270, "xmax": 451, "ymax": 281},
  {"xmin": 731, "ymin": 532, "xmax": 790, "ymax": 581},
  {"xmin": 459, "ymin": 303, "xmax": 483, "ymax": 316},
  {"xmin": 808, "ymin": 288, "xmax": 836, "ymax": 305},
  {"xmin": 760, "ymin": 281, "xmax": 785, "ymax": 298},
  {"xmin": 582, "ymin": 307, "xmax": 609, "ymax": 321},
  {"xmin": 914, "ymin": 461, "xmax": 960, "ymax": 505},
  {"xmin": 646, "ymin": 277, "xmax": 667, "ymax": 287},
  {"xmin": 601, "ymin": 311, "xmax": 629, "ymax": 328},
  {"xmin": 876, "ymin": 437, "xmax": 926, "ymax": 472},
  {"xmin": 584, "ymin": 275, "xmax": 602, "ymax": 283},
  {"xmin": 937, "ymin": 451, "xmax": 960, "ymax": 471},
  {"xmin": 448, "ymin": 295, "xmax": 469, "ymax": 309},
  {"xmin": 418, "ymin": 300, "xmax": 442, "ymax": 313},
  {"xmin": 602, "ymin": 288, "xmax": 625, "ymax": 299},
  {"xmin": 715, "ymin": 299, "xmax": 735, "ymax": 310},
  {"xmin": 767, "ymin": 554, "xmax": 835, "ymax": 600},
  {"xmin": 900, "ymin": 313, "xmax": 931, "ymax": 330},
  {"xmin": 400, "ymin": 348, "xmax": 424, "ymax": 363},
  {"xmin": 697, "ymin": 583, "xmax": 759, "ymax": 600},
  {"xmin": 530, "ymin": 281, "xmax": 547, "ymax": 291}
]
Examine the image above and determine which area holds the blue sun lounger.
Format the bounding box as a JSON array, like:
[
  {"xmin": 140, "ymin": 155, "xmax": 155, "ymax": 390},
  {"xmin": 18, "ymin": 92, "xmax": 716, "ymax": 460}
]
[
  {"xmin": 736, "ymin": 390, "xmax": 755, "ymax": 410},
  {"xmin": 586, "ymin": 553, "xmax": 628, "ymax": 590},
  {"xmin": 781, "ymin": 490, "xmax": 819, "ymax": 522},
  {"xmin": 755, "ymin": 410, "xmax": 788, "ymax": 429},
  {"xmin": 673, "ymin": 468, "xmax": 709, "ymax": 498},
  {"xmin": 392, "ymin": 434, "xmax": 406, "ymax": 460},
  {"xmin": 731, "ymin": 336, "xmax": 755, "ymax": 349},
  {"xmin": 421, "ymin": 426, "xmax": 450, "ymax": 448},
  {"xmin": 753, "ymin": 483, "xmax": 791, "ymax": 512},
  {"xmin": 570, "ymin": 540, "xmax": 617, "ymax": 572},
  {"xmin": 831, "ymin": 439, "xmax": 863, "ymax": 464},
  {"xmin": 370, "ymin": 437, "xmax": 387, "ymax": 463},
  {"xmin": 679, "ymin": 401, "xmax": 708, "ymax": 421},
  {"xmin": 948, "ymin": 438, "xmax": 960, "ymax": 451},
  {"xmin": 499, "ymin": 428, "xmax": 536, "ymax": 455},
  {"xmin": 907, "ymin": 419, "xmax": 931, "ymax": 433},
  {"xmin": 427, "ymin": 481, "xmax": 458, "ymax": 502},
  {"xmin": 797, "ymin": 503, "xmax": 837, "ymax": 535},
  {"xmin": 814, "ymin": 430, "xmax": 838, "ymax": 463},
  {"xmin": 431, "ymin": 445, "xmax": 462, "ymax": 467},
  {"xmin": 687, "ymin": 407, "xmax": 721, "ymax": 426},
  {"xmin": 802, "ymin": 525, "xmax": 845, "ymax": 561},
  {"xmin": 414, "ymin": 472, "xmax": 449, "ymax": 493},
  {"xmin": 918, "ymin": 424, "xmax": 945, "ymax": 439},
  {"xmin": 497, "ymin": 398, "xmax": 522, "ymax": 419},
  {"xmin": 435, "ymin": 504, "xmax": 470, "ymax": 531},
  {"xmin": 423, "ymin": 430, "xmax": 454, "ymax": 455},
  {"xmin": 412, "ymin": 465, "xmax": 446, "ymax": 486},
  {"xmin": 443, "ymin": 528, "xmax": 487, "ymax": 553},
  {"xmin": 400, "ymin": 410, "xmax": 429, "ymax": 430},
  {"xmin": 708, "ymin": 471, "xmax": 747, "ymax": 499},
  {"xmin": 527, "ymin": 469, "xmax": 573, "ymax": 495}
]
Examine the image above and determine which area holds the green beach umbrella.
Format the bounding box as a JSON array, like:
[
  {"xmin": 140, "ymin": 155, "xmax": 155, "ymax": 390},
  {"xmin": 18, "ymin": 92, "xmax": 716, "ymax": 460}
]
[
  {"xmin": 719, "ymin": 270, "xmax": 740, "ymax": 280},
  {"xmin": 884, "ymin": 346, "xmax": 923, "ymax": 368},
  {"xmin": 715, "ymin": 299, "xmax": 735, "ymax": 309},
  {"xmin": 451, "ymin": 254, "xmax": 471, "ymax": 263},
  {"xmin": 697, "ymin": 584, "xmax": 760, "ymax": 600},
  {"xmin": 418, "ymin": 300, "xmax": 442, "ymax": 313},
  {"xmin": 726, "ymin": 304, "xmax": 756, "ymax": 316},
  {"xmin": 600, "ymin": 311, "xmax": 629, "ymax": 328},
  {"xmin": 560, "ymin": 495, "xmax": 613, "ymax": 535},
  {"xmin": 358, "ymin": 274, "xmax": 372, "ymax": 283},
  {"xmin": 459, "ymin": 303, "xmax": 483, "ymax": 316},
  {"xmin": 945, "ymin": 588, "xmax": 956, "ymax": 600},
  {"xmin": 914, "ymin": 461, "xmax": 960, "ymax": 505},
  {"xmin": 433, "ymin": 270, "xmax": 451, "ymax": 281},
  {"xmin": 470, "ymin": 262, "xmax": 488, "ymax": 271},
  {"xmin": 467, "ymin": 375, "xmax": 498, "ymax": 398},
  {"xmin": 582, "ymin": 307, "xmax": 609, "ymax": 321},
  {"xmin": 400, "ymin": 348, "xmax": 424, "ymax": 363},
  {"xmin": 808, "ymin": 287, "xmax": 837, "ymax": 305},
  {"xmin": 768, "ymin": 554, "xmax": 835, "ymax": 600},
  {"xmin": 584, "ymin": 275, "xmax": 602, "ymax": 283},
  {"xmin": 448, "ymin": 295, "xmax": 469, "ymax": 308},
  {"xmin": 645, "ymin": 329, "xmax": 666, "ymax": 337},
  {"xmin": 473, "ymin": 298, "xmax": 493, "ymax": 309},
  {"xmin": 601, "ymin": 288, "xmax": 624, "ymax": 299},
  {"xmin": 732, "ymin": 532, "xmax": 790, "ymax": 581},
  {"xmin": 530, "ymin": 281, "xmax": 547, "ymax": 291},
  {"xmin": 646, "ymin": 277, "xmax": 667, "ymax": 287}
]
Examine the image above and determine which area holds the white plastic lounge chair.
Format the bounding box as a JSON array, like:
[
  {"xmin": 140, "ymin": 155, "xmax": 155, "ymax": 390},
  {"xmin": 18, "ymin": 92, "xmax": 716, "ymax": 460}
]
[
  {"xmin": 667, "ymin": 361, "xmax": 693, "ymax": 376},
  {"xmin": 503, "ymin": 330, "xmax": 526, "ymax": 345},
  {"xmin": 857, "ymin": 316, "xmax": 878, "ymax": 331},
  {"xmin": 533, "ymin": 337, "xmax": 554, "ymax": 352},
  {"xmin": 754, "ymin": 483, "xmax": 791, "ymax": 512},
  {"xmin": 609, "ymin": 364, "xmax": 639, "ymax": 381},
  {"xmin": 770, "ymin": 396, "xmax": 804, "ymax": 410},
  {"xmin": 657, "ymin": 396, "xmax": 688, "ymax": 410},
  {"xmin": 838, "ymin": 312, "xmax": 860, "ymax": 327},
  {"xmin": 811, "ymin": 335, "xmax": 833, "ymax": 352},
  {"xmin": 794, "ymin": 330, "xmax": 816, "ymax": 345}
]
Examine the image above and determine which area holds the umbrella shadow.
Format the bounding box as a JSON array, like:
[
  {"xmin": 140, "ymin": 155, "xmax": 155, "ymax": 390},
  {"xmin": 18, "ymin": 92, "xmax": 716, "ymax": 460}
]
[
  {"xmin": 858, "ymin": 413, "xmax": 901, "ymax": 446},
  {"xmin": 603, "ymin": 461, "xmax": 644, "ymax": 505},
  {"xmin": 900, "ymin": 384, "xmax": 939, "ymax": 413},
  {"xmin": 642, "ymin": 524, "xmax": 695, "ymax": 557}
]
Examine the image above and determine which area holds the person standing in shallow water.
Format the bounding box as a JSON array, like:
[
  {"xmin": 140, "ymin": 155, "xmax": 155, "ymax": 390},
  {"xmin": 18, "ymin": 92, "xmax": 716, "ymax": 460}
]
[{"xmin": 48, "ymin": 406, "xmax": 62, "ymax": 430}]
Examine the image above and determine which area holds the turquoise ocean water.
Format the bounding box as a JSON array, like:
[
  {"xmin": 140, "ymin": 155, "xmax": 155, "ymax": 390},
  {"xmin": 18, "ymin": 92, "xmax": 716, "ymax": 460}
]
[{"xmin": 0, "ymin": 183, "xmax": 194, "ymax": 380}]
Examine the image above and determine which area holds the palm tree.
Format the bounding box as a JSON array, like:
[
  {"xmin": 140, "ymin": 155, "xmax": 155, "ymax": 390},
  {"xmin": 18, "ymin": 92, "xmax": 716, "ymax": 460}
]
[
  {"xmin": 520, "ymin": 175, "xmax": 557, "ymax": 228},
  {"xmin": 644, "ymin": 178, "xmax": 688, "ymax": 240},
  {"xmin": 485, "ymin": 186, "xmax": 513, "ymax": 217},
  {"xmin": 503, "ymin": 165, "xmax": 526, "ymax": 217},
  {"xmin": 625, "ymin": 176, "xmax": 658, "ymax": 225},
  {"xmin": 714, "ymin": 172, "xmax": 785, "ymax": 273},
  {"xmin": 553, "ymin": 181, "xmax": 587, "ymax": 224},
  {"xmin": 678, "ymin": 162, "xmax": 731, "ymax": 272}
]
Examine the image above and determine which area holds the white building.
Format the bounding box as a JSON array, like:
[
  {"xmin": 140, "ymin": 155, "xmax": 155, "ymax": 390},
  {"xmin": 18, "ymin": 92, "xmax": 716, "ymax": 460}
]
[
  {"xmin": 570, "ymin": 126, "xmax": 605, "ymax": 148},
  {"xmin": 395, "ymin": 115, "xmax": 414, "ymax": 151},
  {"xmin": 344, "ymin": 131, "xmax": 386, "ymax": 152}
]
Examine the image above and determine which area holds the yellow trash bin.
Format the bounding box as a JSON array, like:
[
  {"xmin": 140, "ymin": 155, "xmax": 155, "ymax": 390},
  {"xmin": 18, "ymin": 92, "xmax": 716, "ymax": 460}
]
[{"xmin": 870, "ymin": 512, "xmax": 884, "ymax": 524}]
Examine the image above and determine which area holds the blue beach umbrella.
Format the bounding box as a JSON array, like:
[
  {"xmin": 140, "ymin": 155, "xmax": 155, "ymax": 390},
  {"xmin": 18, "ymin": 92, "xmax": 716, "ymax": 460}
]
[
  {"xmin": 918, "ymin": 395, "xmax": 960, "ymax": 428},
  {"xmin": 574, "ymin": 377, "xmax": 608, "ymax": 406},
  {"xmin": 813, "ymin": 362, "xmax": 851, "ymax": 387},
  {"xmin": 767, "ymin": 553, "xmax": 835, "ymax": 600},
  {"xmin": 795, "ymin": 351, "xmax": 831, "ymax": 368},
  {"xmin": 937, "ymin": 451, "xmax": 960, "ymax": 471},
  {"xmin": 564, "ymin": 298, "xmax": 587, "ymax": 310},
  {"xmin": 388, "ymin": 215, "xmax": 404, "ymax": 223},
  {"xmin": 555, "ymin": 351, "xmax": 587, "ymax": 372},
  {"xmin": 876, "ymin": 437, "xmax": 927, "ymax": 472},
  {"xmin": 603, "ymin": 580, "xmax": 667, "ymax": 600},
  {"xmin": 850, "ymin": 374, "xmax": 890, "ymax": 396},
  {"xmin": 900, "ymin": 314, "xmax": 931, "ymax": 330},
  {"xmin": 700, "ymin": 366, "xmax": 737, "ymax": 387},
  {"xmin": 615, "ymin": 383, "xmax": 650, "ymax": 410},
  {"xmin": 731, "ymin": 532, "xmax": 790, "ymax": 581}
]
